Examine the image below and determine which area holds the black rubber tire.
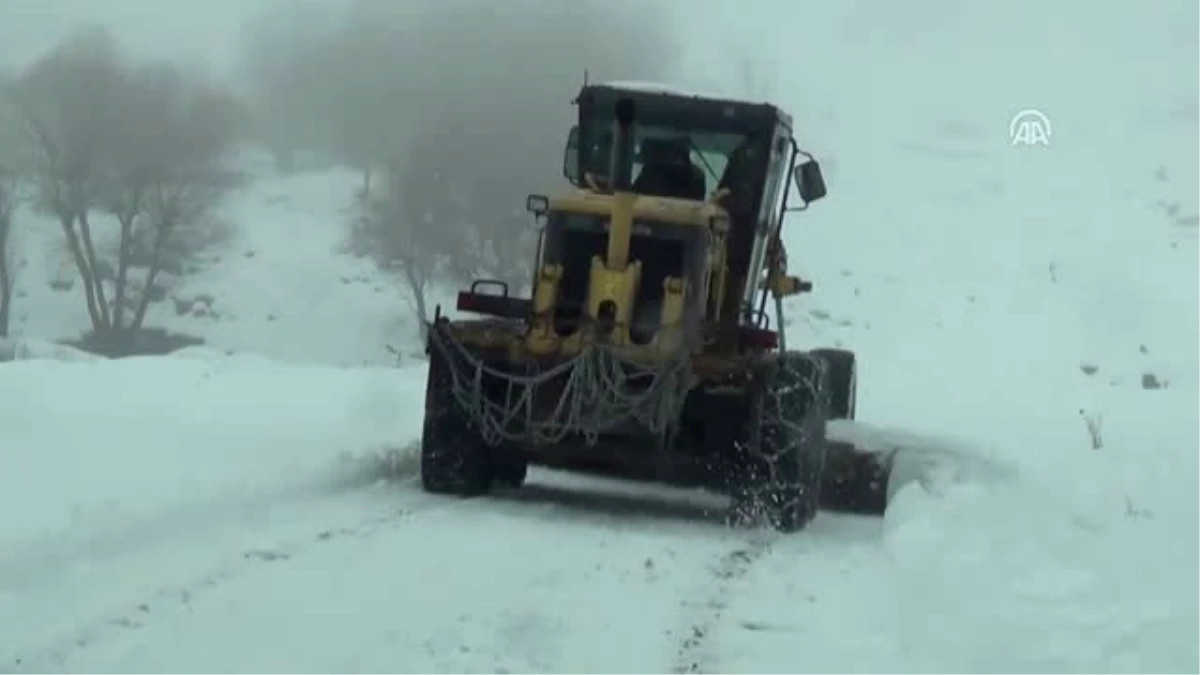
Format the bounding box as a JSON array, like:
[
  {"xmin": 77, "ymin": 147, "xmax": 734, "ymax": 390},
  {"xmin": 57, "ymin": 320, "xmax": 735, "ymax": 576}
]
[
  {"xmin": 493, "ymin": 450, "xmax": 529, "ymax": 489},
  {"xmin": 811, "ymin": 348, "xmax": 856, "ymax": 420},
  {"xmin": 419, "ymin": 344, "xmax": 495, "ymax": 496},
  {"xmin": 727, "ymin": 351, "xmax": 829, "ymax": 533}
]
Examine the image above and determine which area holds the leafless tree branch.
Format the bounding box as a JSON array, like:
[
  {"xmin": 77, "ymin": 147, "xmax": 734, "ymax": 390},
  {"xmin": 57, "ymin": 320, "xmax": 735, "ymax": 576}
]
[
  {"xmin": 8, "ymin": 27, "xmax": 242, "ymax": 350},
  {"xmin": 0, "ymin": 167, "xmax": 15, "ymax": 337},
  {"xmin": 0, "ymin": 80, "xmax": 23, "ymax": 338}
]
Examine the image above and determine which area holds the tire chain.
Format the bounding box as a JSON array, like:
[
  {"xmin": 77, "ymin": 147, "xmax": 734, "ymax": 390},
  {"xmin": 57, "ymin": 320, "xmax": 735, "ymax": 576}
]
[
  {"xmin": 427, "ymin": 321, "xmax": 693, "ymax": 448},
  {"xmin": 730, "ymin": 353, "xmax": 828, "ymax": 527}
]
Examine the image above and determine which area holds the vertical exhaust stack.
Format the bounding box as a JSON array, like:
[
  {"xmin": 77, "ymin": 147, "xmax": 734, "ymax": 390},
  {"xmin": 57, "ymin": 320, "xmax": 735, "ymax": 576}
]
[{"xmin": 605, "ymin": 98, "xmax": 637, "ymax": 271}]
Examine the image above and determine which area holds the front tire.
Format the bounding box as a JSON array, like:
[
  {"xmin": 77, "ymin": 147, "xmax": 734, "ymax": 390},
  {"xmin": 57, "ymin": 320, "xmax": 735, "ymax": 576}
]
[
  {"xmin": 728, "ymin": 351, "xmax": 829, "ymax": 533},
  {"xmin": 420, "ymin": 343, "xmax": 495, "ymax": 496}
]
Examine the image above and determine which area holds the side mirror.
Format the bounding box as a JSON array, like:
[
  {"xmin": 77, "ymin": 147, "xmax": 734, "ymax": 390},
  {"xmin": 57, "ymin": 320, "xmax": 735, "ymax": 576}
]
[
  {"xmin": 793, "ymin": 158, "xmax": 827, "ymax": 204},
  {"xmin": 526, "ymin": 193, "xmax": 549, "ymax": 218},
  {"xmin": 563, "ymin": 125, "xmax": 580, "ymax": 185}
]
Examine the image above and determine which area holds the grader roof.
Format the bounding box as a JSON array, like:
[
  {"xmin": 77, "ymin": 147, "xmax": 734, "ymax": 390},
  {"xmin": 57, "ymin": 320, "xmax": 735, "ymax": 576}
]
[{"xmin": 578, "ymin": 81, "xmax": 794, "ymax": 135}]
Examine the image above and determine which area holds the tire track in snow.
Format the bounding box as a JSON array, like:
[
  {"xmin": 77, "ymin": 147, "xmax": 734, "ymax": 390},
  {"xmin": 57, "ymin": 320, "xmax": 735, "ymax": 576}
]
[
  {"xmin": 0, "ymin": 445, "xmax": 416, "ymax": 591},
  {"xmin": 671, "ymin": 532, "xmax": 776, "ymax": 674},
  {"xmin": 8, "ymin": 485, "xmax": 466, "ymax": 674}
]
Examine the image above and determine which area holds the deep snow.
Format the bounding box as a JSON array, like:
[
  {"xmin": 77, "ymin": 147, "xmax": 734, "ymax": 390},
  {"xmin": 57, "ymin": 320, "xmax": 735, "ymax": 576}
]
[{"xmin": 1, "ymin": 1, "xmax": 1197, "ymax": 672}]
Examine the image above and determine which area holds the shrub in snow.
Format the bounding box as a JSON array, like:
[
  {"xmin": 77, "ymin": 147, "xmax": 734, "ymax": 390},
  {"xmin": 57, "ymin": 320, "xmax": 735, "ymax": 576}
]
[{"xmin": 63, "ymin": 327, "xmax": 206, "ymax": 359}]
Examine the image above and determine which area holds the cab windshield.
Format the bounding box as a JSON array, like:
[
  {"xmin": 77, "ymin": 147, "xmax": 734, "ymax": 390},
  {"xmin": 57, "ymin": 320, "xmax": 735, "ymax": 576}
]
[{"xmin": 578, "ymin": 120, "xmax": 749, "ymax": 200}]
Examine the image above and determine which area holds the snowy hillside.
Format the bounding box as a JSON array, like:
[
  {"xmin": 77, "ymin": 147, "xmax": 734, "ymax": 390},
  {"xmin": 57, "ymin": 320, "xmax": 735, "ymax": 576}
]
[{"xmin": 1, "ymin": 1, "xmax": 1197, "ymax": 672}]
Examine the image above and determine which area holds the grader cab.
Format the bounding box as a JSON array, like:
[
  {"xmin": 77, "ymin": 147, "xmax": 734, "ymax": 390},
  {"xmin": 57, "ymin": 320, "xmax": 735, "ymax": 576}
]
[{"xmin": 420, "ymin": 81, "xmax": 891, "ymax": 532}]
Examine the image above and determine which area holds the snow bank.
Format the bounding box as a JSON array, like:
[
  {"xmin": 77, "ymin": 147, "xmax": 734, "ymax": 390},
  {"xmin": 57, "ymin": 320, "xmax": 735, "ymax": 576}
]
[
  {"xmin": 872, "ymin": 381, "xmax": 1197, "ymax": 670},
  {"xmin": 879, "ymin": 478, "xmax": 1196, "ymax": 671},
  {"xmin": 0, "ymin": 337, "xmax": 103, "ymax": 363},
  {"xmin": 717, "ymin": 404, "xmax": 1198, "ymax": 672},
  {"xmin": 0, "ymin": 354, "xmax": 428, "ymax": 555}
]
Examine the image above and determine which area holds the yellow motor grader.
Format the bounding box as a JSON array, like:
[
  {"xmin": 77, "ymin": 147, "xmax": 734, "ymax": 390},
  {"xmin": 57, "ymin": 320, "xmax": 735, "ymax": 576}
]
[{"xmin": 420, "ymin": 82, "xmax": 892, "ymax": 532}]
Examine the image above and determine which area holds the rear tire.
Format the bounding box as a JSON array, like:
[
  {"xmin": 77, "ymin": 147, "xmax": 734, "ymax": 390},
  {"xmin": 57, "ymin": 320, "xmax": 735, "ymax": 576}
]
[
  {"xmin": 420, "ymin": 343, "xmax": 495, "ymax": 496},
  {"xmin": 727, "ymin": 351, "xmax": 829, "ymax": 533},
  {"xmin": 811, "ymin": 348, "xmax": 856, "ymax": 420}
]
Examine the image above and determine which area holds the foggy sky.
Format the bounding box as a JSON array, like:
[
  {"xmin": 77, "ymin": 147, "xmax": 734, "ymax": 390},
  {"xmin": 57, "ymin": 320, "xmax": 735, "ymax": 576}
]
[
  {"xmin": 0, "ymin": 0, "xmax": 1193, "ymax": 156},
  {"xmin": 0, "ymin": 0, "xmax": 280, "ymax": 74},
  {"xmin": 0, "ymin": 0, "xmax": 725, "ymax": 90}
]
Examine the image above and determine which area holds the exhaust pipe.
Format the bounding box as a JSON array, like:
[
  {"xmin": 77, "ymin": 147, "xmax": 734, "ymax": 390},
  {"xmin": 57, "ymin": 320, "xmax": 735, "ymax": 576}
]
[{"xmin": 605, "ymin": 98, "xmax": 636, "ymax": 270}]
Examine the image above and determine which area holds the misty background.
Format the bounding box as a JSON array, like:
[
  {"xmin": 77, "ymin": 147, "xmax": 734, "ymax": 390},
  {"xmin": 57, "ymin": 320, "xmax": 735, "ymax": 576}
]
[
  {"xmin": 0, "ymin": 0, "xmax": 273, "ymax": 70},
  {"xmin": 0, "ymin": 0, "xmax": 1193, "ymax": 355},
  {"xmin": 0, "ymin": 0, "xmax": 707, "ymax": 351}
]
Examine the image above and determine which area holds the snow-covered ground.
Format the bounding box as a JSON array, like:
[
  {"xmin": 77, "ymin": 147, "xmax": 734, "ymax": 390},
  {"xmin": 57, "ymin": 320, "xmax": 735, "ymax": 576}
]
[
  {"xmin": 0, "ymin": 353, "xmax": 1193, "ymax": 672},
  {"xmin": 2, "ymin": 2, "xmax": 1197, "ymax": 672}
]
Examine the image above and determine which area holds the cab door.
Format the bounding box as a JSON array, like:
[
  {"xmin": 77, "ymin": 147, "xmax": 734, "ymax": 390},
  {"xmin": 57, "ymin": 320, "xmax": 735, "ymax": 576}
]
[{"xmin": 739, "ymin": 124, "xmax": 793, "ymax": 322}]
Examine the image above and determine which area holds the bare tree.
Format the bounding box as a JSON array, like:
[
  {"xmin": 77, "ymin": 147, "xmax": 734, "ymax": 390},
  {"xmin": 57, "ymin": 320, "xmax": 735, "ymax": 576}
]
[
  {"xmin": 9, "ymin": 27, "xmax": 127, "ymax": 332},
  {"xmin": 355, "ymin": 138, "xmax": 472, "ymax": 339},
  {"xmin": 99, "ymin": 63, "xmax": 241, "ymax": 337},
  {"xmin": 0, "ymin": 81, "xmax": 21, "ymax": 337},
  {"xmin": 0, "ymin": 166, "xmax": 14, "ymax": 336},
  {"xmin": 9, "ymin": 27, "xmax": 242, "ymax": 352}
]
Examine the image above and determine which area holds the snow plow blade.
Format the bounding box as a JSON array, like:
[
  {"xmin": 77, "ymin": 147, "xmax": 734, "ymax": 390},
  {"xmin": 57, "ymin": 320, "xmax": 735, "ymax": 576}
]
[{"xmin": 819, "ymin": 441, "xmax": 896, "ymax": 515}]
